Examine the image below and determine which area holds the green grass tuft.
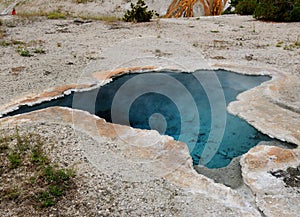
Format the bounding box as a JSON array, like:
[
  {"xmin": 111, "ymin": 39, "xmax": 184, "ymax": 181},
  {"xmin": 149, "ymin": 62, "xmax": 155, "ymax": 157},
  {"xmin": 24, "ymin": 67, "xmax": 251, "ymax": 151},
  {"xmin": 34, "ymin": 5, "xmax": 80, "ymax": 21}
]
[
  {"xmin": 8, "ymin": 152, "xmax": 22, "ymax": 169},
  {"xmin": 33, "ymin": 48, "xmax": 46, "ymax": 54},
  {"xmin": 0, "ymin": 128, "xmax": 77, "ymax": 208},
  {"xmin": 17, "ymin": 47, "xmax": 32, "ymax": 57},
  {"xmin": 47, "ymin": 11, "xmax": 67, "ymax": 20}
]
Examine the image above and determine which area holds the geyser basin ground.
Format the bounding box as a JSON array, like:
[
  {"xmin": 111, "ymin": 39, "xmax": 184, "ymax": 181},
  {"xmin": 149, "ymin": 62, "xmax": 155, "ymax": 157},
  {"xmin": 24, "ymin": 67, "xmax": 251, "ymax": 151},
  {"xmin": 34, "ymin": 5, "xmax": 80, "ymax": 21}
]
[{"xmin": 5, "ymin": 69, "xmax": 273, "ymax": 168}]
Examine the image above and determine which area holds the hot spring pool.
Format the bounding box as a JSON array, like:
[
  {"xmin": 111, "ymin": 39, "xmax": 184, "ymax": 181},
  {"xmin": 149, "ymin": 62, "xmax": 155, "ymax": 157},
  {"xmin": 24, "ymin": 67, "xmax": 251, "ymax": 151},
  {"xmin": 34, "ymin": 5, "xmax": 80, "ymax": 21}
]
[{"xmin": 4, "ymin": 69, "xmax": 274, "ymax": 168}]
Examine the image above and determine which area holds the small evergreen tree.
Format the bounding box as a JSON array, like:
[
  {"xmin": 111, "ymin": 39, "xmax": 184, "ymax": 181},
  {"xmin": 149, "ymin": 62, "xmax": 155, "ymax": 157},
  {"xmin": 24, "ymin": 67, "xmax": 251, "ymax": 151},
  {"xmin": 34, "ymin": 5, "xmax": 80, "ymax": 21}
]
[
  {"xmin": 123, "ymin": 0, "xmax": 158, "ymax": 22},
  {"xmin": 230, "ymin": 0, "xmax": 243, "ymax": 7}
]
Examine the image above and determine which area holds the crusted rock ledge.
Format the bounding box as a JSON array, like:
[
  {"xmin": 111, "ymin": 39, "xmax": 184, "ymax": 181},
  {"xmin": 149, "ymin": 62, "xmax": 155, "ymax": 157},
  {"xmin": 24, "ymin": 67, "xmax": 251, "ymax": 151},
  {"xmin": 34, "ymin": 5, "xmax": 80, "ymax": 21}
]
[
  {"xmin": 241, "ymin": 145, "xmax": 300, "ymax": 217},
  {"xmin": 0, "ymin": 106, "xmax": 261, "ymax": 216}
]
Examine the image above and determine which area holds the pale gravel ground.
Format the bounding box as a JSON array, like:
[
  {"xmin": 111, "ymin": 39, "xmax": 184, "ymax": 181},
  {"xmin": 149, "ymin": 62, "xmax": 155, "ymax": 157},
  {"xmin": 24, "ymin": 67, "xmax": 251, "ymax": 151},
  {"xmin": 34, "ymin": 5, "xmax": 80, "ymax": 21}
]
[
  {"xmin": 0, "ymin": 15, "xmax": 299, "ymax": 106},
  {"xmin": 0, "ymin": 0, "xmax": 174, "ymax": 18},
  {"xmin": 0, "ymin": 11, "xmax": 300, "ymax": 217}
]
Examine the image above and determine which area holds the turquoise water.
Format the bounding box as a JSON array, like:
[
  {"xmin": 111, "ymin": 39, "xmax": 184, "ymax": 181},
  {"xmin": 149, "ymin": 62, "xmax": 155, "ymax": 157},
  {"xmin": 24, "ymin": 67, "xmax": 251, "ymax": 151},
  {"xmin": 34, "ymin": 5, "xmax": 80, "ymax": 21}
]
[{"xmin": 4, "ymin": 70, "xmax": 273, "ymax": 168}]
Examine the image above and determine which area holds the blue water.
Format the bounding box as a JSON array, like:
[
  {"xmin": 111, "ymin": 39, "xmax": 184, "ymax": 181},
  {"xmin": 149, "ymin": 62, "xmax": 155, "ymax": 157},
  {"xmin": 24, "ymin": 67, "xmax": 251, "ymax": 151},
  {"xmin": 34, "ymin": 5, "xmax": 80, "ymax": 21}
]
[{"xmin": 3, "ymin": 70, "xmax": 273, "ymax": 168}]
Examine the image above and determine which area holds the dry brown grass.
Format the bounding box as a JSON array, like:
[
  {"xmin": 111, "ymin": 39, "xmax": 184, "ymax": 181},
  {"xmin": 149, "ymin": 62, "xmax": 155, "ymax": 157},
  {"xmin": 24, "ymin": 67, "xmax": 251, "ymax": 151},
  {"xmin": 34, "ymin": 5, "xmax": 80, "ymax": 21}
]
[
  {"xmin": 78, "ymin": 14, "xmax": 120, "ymax": 22},
  {"xmin": 0, "ymin": 29, "xmax": 4, "ymax": 39},
  {"xmin": 17, "ymin": 10, "xmax": 68, "ymax": 19},
  {"xmin": 15, "ymin": 10, "xmax": 120, "ymax": 22},
  {"xmin": 0, "ymin": 19, "xmax": 3, "ymax": 39}
]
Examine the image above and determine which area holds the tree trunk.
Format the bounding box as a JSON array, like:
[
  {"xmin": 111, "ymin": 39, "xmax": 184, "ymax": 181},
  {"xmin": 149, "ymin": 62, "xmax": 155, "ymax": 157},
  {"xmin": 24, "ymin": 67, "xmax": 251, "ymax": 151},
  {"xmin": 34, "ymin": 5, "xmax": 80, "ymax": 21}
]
[{"xmin": 165, "ymin": 0, "xmax": 228, "ymax": 18}]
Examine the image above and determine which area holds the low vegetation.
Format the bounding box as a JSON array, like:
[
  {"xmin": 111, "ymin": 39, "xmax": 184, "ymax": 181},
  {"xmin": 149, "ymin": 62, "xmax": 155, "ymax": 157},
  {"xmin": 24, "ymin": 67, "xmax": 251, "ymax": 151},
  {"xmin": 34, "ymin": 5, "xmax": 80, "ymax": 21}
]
[
  {"xmin": 254, "ymin": 0, "xmax": 300, "ymax": 22},
  {"xmin": 0, "ymin": 39, "xmax": 24, "ymax": 47},
  {"xmin": 17, "ymin": 47, "xmax": 32, "ymax": 57},
  {"xmin": 17, "ymin": 9, "xmax": 120, "ymax": 22},
  {"xmin": 231, "ymin": 0, "xmax": 300, "ymax": 22},
  {"xmin": 47, "ymin": 10, "xmax": 67, "ymax": 19},
  {"xmin": 235, "ymin": 0, "xmax": 258, "ymax": 15},
  {"xmin": 16, "ymin": 10, "xmax": 67, "ymax": 20},
  {"xmin": 33, "ymin": 48, "xmax": 46, "ymax": 54},
  {"xmin": 275, "ymin": 37, "xmax": 300, "ymax": 51},
  {"xmin": 73, "ymin": 0, "xmax": 94, "ymax": 3},
  {"xmin": 0, "ymin": 37, "xmax": 47, "ymax": 57},
  {"xmin": 77, "ymin": 14, "xmax": 120, "ymax": 22},
  {"xmin": 123, "ymin": 0, "xmax": 158, "ymax": 22},
  {"xmin": 0, "ymin": 29, "xmax": 3, "ymax": 39},
  {"xmin": 0, "ymin": 128, "xmax": 77, "ymax": 209},
  {"xmin": 0, "ymin": 19, "xmax": 4, "ymax": 39}
]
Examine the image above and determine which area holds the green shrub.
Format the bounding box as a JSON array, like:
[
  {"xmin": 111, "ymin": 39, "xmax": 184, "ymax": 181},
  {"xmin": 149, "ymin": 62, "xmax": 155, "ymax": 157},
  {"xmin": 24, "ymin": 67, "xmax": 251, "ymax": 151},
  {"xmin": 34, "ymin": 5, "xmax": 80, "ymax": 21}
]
[
  {"xmin": 17, "ymin": 47, "xmax": 31, "ymax": 57},
  {"xmin": 236, "ymin": 0, "xmax": 258, "ymax": 15},
  {"xmin": 254, "ymin": 0, "xmax": 300, "ymax": 22},
  {"xmin": 123, "ymin": 0, "xmax": 158, "ymax": 22},
  {"xmin": 291, "ymin": 5, "xmax": 300, "ymax": 21},
  {"xmin": 231, "ymin": 0, "xmax": 243, "ymax": 7}
]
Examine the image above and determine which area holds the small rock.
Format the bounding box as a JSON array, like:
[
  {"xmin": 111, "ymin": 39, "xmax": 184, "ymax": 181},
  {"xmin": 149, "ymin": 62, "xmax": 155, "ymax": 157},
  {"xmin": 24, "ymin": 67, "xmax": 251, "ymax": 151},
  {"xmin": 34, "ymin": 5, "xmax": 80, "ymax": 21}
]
[
  {"xmin": 245, "ymin": 54, "xmax": 253, "ymax": 61},
  {"xmin": 74, "ymin": 19, "xmax": 92, "ymax": 24},
  {"xmin": 43, "ymin": 70, "xmax": 51, "ymax": 76}
]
